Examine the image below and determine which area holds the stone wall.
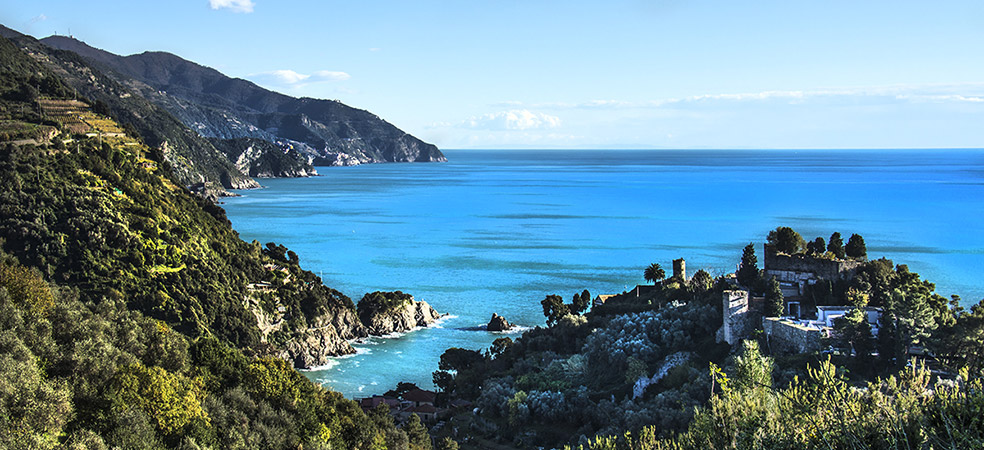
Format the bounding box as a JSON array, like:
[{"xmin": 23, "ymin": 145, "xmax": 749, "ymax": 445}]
[
  {"xmin": 762, "ymin": 317, "xmax": 823, "ymax": 354},
  {"xmin": 763, "ymin": 244, "xmax": 861, "ymax": 281}
]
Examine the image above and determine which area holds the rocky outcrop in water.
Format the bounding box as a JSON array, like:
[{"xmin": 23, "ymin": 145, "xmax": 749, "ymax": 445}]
[
  {"xmin": 357, "ymin": 291, "xmax": 443, "ymax": 336},
  {"xmin": 487, "ymin": 313, "xmax": 514, "ymax": 332},
  {"xmin": 362, "ymin": 299, "xmax": 443, "ymax": 336}
]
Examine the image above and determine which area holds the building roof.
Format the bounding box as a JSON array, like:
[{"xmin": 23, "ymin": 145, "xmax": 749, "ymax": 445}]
[
  {"xmin": 402, "ymin": 388, "xmax": 436, "ymax": 404},
  {"xmin": 406, "ymin": 404, "xmax": 438, "ymax": 414}
]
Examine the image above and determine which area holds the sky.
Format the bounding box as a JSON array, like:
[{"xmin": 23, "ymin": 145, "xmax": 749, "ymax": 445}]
[{"xmin": 2, "ymin": 1, "xmax": 984, "ymax": 149}]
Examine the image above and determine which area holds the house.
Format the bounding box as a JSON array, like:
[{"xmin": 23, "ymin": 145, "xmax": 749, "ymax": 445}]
[
  {"xmin": 359, "ymin": 395, "xmax": 400, "ymax": 412},
  {"xmin": 593, "ymin": 294, "xmax": 616, "ymax": 308},
  {"xmin": 399, "ymin": 404, "xmax": 440, "ymax": 422},
  {"xmin": 402, "ymin": 388, "xmax": 436, "ymax": 407}
]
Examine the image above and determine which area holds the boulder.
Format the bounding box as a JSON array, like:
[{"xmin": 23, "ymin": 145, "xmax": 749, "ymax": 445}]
[{"xmin": 487, "ymin": 313, "xmax": 514, "ymax": 332}]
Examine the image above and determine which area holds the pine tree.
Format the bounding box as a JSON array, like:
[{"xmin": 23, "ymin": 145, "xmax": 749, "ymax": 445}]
[
  {"xmin": 737, "ymin": 243, "xmax": 759, "ymax": 288},
  {"xmin": 846, "ymin": 233, "xmax": 867, "ymax": 259},
  {"xmin": 828, "ymin": 232, "xmax": 846, "ymax": 259}
]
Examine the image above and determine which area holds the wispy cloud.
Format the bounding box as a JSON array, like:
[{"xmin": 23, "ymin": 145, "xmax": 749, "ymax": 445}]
[
  {"xmin": 250, "ymin": 69, "xmax": 351, "ymax": 86},
  {"xmin": 459, "ymin": 110, "xmax": 561, "ymax": 130},
  {"xmin": 505, "ymin": 83, "xmax": 984, "ymax": 111},
  {"xmin": 209, "ymin": 0, "xmax": 255, "ymax": 13},
  {"xmin": 27, "ymin": 14, "xmax": 47, "ymax": 25}
]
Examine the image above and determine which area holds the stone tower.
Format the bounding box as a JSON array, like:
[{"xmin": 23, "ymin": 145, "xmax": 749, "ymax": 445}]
[{"xmin": 672, "ymin": 258, "xmax": 686, "ymax": 281}]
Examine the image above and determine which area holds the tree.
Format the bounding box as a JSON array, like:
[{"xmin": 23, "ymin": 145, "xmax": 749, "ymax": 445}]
[
  {"xmin": 437, "ymin": 437, "xmax": 459, "ymax": 450},
  {"xmin": 572, "ymin": 289, "xmax": 591, "ymax": 314},
  {"xmin": 732, "ymin": 340, "xmax": 773, "ymax": 391},
  {"xmin": 765, "ymin": 277, "xmax": 784, "ymax": 317},
  {"xmin": 846, "ymin": 233, "xmax": 867, "ymax": 259},
  {"xmin": 806, "ymin": 237, "xmax": 826, "ymax": 256},
  {"xmin": 933, "ymin": 299, "xmax": 984, "ymax": 375},
  {"xmin": 767, "ymin": 226, "xmax": 806, "ymax": 254},
  {"xmin": 403, "ymin": 413, "xmax": 432, "ymax": 450},
  {"xmin": 488, "ymin": 337, "xmax": 513, "ymax": 359},
  {"xmin": 643, "ymin": 263, "xmax": 665, "ymax": 285},
  {"xmin": 833, "ymin": 307, "xmax": 874, "ymax": 359},
  {"xmin": 108, "ymin": 363, "xmax": 209, "ymax": 436},
  {"xmin": 828, "ymin": 232, "xmax": 846, "ymax": 259},
  {"xmin": 689, "ymin": 269, "xmax": 713, "ymax": 298},
  {"xmin": 737, "ymin": 243, "xmax": 759, "ymax": 288},
  {"xmin": 540, "ymin": 294, "xmax": 570, "ymax": 326}
]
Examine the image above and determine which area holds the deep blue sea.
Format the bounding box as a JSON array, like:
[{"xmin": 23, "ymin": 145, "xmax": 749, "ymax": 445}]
[{"xmin": 223, "ymin": 149, "xmax": 984, "ymax": 398}]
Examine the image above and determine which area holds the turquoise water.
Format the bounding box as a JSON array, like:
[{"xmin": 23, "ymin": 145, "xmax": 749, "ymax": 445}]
[{"xmin": 223, "ymin": 149, "xmax": 984, "ymax": 398}]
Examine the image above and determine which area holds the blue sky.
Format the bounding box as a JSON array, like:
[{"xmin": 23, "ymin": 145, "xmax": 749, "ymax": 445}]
[{"xmin": 2, "ymin": 0, "xmax": 983, "ymax": 149}]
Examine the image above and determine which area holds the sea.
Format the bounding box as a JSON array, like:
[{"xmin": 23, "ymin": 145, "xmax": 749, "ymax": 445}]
[{"xmin": 223, "ymin": 149, "xmax": 984, "ymax": 399}]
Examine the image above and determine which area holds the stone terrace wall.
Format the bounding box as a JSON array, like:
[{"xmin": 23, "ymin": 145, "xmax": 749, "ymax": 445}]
[
  {"xmin": 763, "ymin": 317, "xmax": 823, "ymax": 354},
  {"xmin": 763, "ymin": 244, "xmax": 861, "ymax": 281}
]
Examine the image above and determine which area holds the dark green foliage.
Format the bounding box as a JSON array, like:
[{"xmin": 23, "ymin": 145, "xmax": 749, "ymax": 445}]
[
  {"xmin": 736, "ymin": 243, "xmax": 759, "ymax": 288},
  {"xmin": 764, "ymin": 277, "xmax": 783, "ymax": 317},
  {"xmin": 932, "ymin": 298, "xmax": 984, "ymax": 376},
  {"xmin": 541, "ymin": 294, "xmax": 571, "ymax": 326},
  {"xmin": 357, "ymin": 290, "xmax": 412, "ymax": 323},
  {"xmin": 644, "ymin": 263, "xmax": 665, "ymax": 284},
  {"xmin": 688, "ymin": 269, "xmax": 713, "ymax": 299},
  {"xmin": 572, "ymin": 289, "xmax": 591, "ymax": 314},
  {"xmin": 433, "ymin": 348, "xmax": 486, "ymax": 397},
  {"xmin": 846, "ymin": 233, "xmax": 867, "ymax": 259},
  {"xmin": 827, "ymin": 231, "xmax": 846, "ymax": 258},
  {"xmin": 805, "ymin": 236, "xmax": 825, "ymax": 256},
  {"xmin": 437, "ymin": 437, "xmax": 460, "ymax": 450},
  {"xmin": 404, "ymin": 413, "xmax": 432, "ymax": 450},
  {"xmin": 767, "ymin": 226, "xmax": 805, "ymax": 254}
]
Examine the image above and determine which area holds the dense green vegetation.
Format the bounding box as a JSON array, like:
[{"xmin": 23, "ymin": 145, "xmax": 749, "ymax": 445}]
[
  {"xmin": 0, "ymin": 262, "xmax": 406, "ymax": 449},
  {"xmin": 0, "ymin": 35, "xmax": 412, "ymax": 448},
  {"xmin": 357, "ymin": 291, "xmax": 413, "ymax": 321},
  {"xmin": 573, "ymin": 342, "xmax": 984, "ymax": 450},
  {"xmin": 434, "ymin": 277, "xmax": 728, "ymax": 448}
]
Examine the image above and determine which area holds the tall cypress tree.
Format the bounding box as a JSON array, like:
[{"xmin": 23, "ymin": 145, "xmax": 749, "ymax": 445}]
[
  {"xmin": 737, "ymin": 243, "xmax": 759, "ymax": 288},
  {"xmin": 765, "ymin": 277, "xmax": 784, "ymax": 317},
  {"xmin": 828, "ymin": 232, "xmax": 846, "ymax": 259}
]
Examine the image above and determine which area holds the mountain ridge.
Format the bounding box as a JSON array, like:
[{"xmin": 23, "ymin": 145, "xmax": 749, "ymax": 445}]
[{"xmin": 41, "ymin": 35, "xmax": 446, "ymax": 167}]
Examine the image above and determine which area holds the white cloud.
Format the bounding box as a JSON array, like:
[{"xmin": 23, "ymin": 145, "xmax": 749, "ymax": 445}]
[
  {"xmin": 520, "ymin": 83, "xmax": 984, "ymax": 111},
  {"xmin": 311, "ymin": 70, "xmax": 351, "ymax": 82},
  {"xmin": 250, "ymin": 69, "xmax": 351, "ymax": 86},
  {"xmin": 461, "ymin": 110, "xmax": 561, "ymax": 130},
  {"xmin": 209, "ymin": 0, "xmax": 255, "ymax": 13},
  {"xmin": 28, "ymin": 14, "xmax": 47, "ymax": 25}
]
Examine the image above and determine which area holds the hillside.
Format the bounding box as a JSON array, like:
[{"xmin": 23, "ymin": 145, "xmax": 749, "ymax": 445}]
[
  {"xmin": 40, "ymin": 35, "xmax": 446, "ymax": 167},
  {"xmin": 0, "ymin": 33, "xmax": 442, "ymax": 448}
]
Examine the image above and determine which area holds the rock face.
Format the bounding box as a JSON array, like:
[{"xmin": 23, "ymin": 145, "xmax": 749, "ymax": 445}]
[
  {"xmin": 281, "ymin": 326, "xmax": 357, "ymax": 368},
  {"xmin": 487, "ymin": 313, "xmax": 514, "ymax": 332},
  {"xmin": 360, "ymin": 297, "xmax": 443, "ymax": 336},
  {"xmin": 209, "ymin": 137, "xmax": 317, "ymax": 178}
]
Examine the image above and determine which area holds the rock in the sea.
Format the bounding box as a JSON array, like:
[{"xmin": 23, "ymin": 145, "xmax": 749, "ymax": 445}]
[
  {"xmin": 487, "ymin": 313, "xmax": 514, "ymax": 332},
  {"xmin": 358, "ymin": 292, "xmax": 444, "ymax": 335}
]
